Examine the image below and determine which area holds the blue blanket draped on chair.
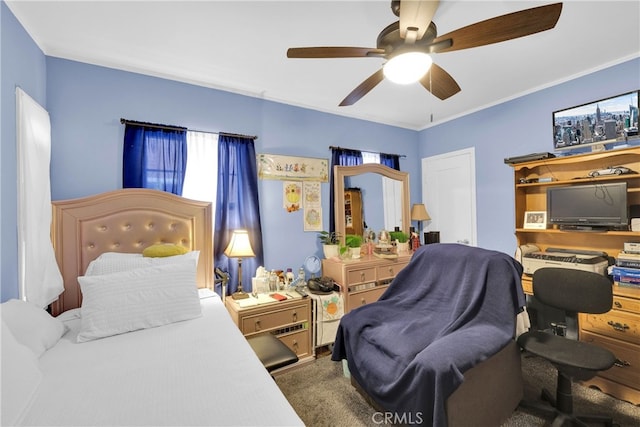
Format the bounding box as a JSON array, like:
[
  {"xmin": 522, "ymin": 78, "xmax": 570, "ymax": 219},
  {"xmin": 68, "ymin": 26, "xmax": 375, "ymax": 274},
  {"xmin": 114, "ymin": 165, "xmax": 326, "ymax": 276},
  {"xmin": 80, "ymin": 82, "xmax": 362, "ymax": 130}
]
[{"xmin": 332, "ymin": 243, "xmax": 526, "ymax": 426}]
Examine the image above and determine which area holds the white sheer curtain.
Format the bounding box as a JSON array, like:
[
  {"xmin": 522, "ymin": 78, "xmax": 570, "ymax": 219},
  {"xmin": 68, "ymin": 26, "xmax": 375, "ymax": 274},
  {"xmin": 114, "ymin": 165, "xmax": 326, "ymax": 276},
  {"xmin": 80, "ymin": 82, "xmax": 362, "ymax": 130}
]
[
  {"xmin": 181, "ymin": 131, "xmax": 218, "ymax": 209},
  {"xmin": 361, "ymin": 151, "xmax": 380, "ymax": 164},
  {"xmin": 16, "ymin": 87, "xmax": 63, "ymax": 307}
]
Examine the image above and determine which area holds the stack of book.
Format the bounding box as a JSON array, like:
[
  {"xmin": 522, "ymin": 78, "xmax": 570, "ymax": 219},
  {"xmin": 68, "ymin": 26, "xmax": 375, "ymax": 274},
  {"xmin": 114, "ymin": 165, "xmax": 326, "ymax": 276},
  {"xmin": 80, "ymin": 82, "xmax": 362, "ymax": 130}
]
[{"xmin": 612, "ymin": 249, "xmax": 640, "ymax": 288}]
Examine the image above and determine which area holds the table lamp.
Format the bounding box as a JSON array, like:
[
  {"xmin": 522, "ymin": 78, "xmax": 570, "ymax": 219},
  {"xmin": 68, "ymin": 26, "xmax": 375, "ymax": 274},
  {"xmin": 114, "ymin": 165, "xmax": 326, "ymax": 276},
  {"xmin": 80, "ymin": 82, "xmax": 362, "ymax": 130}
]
[
  {"xmin": 411, "ymin": 203, "xmax": 431, "ymax": 244},
  {"xmin": 224, "ymin": 229, "xmax": 255, "ymax": 300}
]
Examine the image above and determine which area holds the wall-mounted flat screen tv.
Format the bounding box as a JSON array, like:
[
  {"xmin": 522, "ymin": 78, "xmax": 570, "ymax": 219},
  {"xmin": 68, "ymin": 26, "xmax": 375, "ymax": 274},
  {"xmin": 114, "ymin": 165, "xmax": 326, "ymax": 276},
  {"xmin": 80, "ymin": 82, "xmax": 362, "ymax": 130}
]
[
  {"xmin": 553, "ymin": 90, "xmax": 639, "ymax": 152},
  {"xmin": 547, "ymin": 182, "xmax": 628, "ymax": 230}
]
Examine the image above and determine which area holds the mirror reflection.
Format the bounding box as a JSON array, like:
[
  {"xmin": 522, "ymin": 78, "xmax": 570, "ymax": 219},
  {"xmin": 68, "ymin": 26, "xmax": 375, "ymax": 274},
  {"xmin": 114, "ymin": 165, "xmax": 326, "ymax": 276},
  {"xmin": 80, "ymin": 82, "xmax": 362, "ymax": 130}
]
[{"xmin": 334, "ymin": 164, "xmax": 410, "ymax": 245}]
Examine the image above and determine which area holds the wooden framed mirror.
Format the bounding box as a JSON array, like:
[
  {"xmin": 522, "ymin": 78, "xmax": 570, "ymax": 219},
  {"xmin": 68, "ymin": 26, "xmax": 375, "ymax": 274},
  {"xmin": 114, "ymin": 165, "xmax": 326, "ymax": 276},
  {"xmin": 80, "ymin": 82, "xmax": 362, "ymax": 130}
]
[{"xmin": 334, "ymin": 164, "xmax": 410, "ymax": 244}]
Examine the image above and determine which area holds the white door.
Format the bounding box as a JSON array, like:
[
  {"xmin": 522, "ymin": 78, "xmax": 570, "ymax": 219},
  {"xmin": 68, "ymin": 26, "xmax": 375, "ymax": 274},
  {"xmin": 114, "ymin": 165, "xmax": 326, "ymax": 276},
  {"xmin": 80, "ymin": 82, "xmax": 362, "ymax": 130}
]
[{"xmin": 421, "ymin": 147, "xmax": 477, "ymax": 246}]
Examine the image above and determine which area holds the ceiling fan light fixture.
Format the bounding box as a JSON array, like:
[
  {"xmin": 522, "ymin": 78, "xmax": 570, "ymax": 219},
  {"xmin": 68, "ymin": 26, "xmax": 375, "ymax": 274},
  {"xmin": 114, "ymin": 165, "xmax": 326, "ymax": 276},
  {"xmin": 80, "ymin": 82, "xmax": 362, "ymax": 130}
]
[{"xmin": 383, "ymin": 52, "xmax": 432, "ymax": 85}]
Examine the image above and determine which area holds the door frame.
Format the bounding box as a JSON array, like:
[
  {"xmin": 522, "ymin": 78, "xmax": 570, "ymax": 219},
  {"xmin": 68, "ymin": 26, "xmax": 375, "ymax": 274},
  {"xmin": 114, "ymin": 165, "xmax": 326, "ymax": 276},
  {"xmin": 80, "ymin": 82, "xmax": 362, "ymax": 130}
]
[{"xmin": 421, "ymin": 147, "xmax": 477, "ymax": 246}]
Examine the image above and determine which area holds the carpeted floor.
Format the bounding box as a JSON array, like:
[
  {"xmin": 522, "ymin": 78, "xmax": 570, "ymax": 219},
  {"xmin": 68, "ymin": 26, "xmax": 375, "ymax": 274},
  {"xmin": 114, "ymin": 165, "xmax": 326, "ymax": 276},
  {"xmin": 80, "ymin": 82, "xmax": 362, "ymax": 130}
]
[{"xmin": 274, "ymin": 351, "xmax": 640, "ymax": 427}]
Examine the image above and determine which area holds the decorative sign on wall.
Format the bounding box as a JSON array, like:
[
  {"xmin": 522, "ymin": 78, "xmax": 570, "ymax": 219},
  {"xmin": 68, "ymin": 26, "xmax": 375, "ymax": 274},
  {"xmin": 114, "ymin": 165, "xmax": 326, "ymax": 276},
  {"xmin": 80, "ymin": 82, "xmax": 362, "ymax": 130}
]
[{"xmin": 258, "ymin": 154, "xmax": 328, "ymax": 182}]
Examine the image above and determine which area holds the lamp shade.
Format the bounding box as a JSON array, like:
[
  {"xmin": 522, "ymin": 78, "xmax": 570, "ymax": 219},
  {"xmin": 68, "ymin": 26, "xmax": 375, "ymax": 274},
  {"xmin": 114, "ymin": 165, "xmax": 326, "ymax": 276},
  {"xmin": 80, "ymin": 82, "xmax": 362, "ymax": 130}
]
[
  {"xmin": 411, "ymin": 203, "xmax": 431, "ymax": 221},
  {"xmin": 383, "ymin": 52, "xmax": 433, "ymax": 84},
  {"xmin": 224, "ymin": 230, "xmax": 255, "ymax": 258}
]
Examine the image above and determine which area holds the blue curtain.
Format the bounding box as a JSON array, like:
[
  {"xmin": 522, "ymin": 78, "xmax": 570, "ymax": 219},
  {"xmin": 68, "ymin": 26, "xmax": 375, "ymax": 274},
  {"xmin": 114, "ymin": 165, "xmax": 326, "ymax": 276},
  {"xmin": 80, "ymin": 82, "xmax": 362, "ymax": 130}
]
[
  {"xmin": 380, "ymin": 153, "xmax": 400, "ymax": 170},
  {"xmin": 214, "ymin": 135, "xmax": 263, "ymax": 296},
  {"xmin": 329, "ymin": 148, "xmax": 363, "ymax": 233},
  {"xmin": 123, "ymin": 124, "xmax": 187, "ymax": 195}
]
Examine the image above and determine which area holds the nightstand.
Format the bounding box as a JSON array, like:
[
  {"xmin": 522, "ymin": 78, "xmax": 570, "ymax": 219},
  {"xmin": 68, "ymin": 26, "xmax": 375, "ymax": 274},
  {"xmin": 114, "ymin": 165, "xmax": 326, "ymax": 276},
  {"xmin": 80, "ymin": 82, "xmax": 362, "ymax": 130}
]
[{"xmin": 225, "ymin": 295, "xmax": 313, "ymax": 361}]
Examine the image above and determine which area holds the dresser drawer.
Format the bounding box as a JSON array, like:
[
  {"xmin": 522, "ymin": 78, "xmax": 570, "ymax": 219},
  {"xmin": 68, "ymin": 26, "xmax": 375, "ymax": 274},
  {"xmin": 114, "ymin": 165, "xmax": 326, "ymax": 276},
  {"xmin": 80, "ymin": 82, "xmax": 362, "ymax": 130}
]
[
  {"xmin": 612, "ymin": 295, "xmax": 640, "ymax": 315},
  {"xmin": 581, "ymin": 310, "xmax": 640, "ymax": 345},
  {"xmin": 376, "ymin": 262, "xmax": 408, "ymax": 281},
  {"xmin": 347, "ymin": 268, "xmax": 376, "ymax": 284},
  {"xmin": 241, "ymin": 305, "xmax": 308, "ymax": 334},
  {"xmin": 581, "ymin": 330, "xmax": 640, "ymax": 389},
  {"xmin": 279, "ymin": 329, "xmax": 310, "ymax": 358},
  {"xmin": 348, "ymin": 286, "xmax": 387, "ymax": 309}
]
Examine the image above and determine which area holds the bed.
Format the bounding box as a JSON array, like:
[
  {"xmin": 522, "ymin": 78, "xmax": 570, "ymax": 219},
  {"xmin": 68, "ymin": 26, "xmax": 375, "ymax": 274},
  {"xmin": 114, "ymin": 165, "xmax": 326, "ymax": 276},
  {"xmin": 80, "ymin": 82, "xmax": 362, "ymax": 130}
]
[
  {"xmin": 332, "ymin": 243, "xmax": 527, "ymax": 427},
  {"xmin": 1, "ymin": 188, "xmax": 303, "ymax": 426}
]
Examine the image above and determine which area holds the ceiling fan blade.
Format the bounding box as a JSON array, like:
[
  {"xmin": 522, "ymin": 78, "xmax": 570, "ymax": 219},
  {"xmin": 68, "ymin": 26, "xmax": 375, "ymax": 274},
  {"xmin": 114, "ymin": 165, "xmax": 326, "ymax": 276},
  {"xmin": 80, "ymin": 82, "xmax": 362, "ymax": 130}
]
[
  {"xmin": 287, "ymin": 47, "xmax": 384, "ymax": 58},
  {"xmin": 419, "ymin": 64, "xmax": 461, "ymax": 100},
  {"xmin": 339, "ymin": 69, "xmax": 385, "ymax": 106},
  {"xmin": 399, "ymin": 0, "xmax": 440, "ymax": 41},
  {"xmin": 432, "ymin": 3, "xmax": 562, "ymax": 53}
]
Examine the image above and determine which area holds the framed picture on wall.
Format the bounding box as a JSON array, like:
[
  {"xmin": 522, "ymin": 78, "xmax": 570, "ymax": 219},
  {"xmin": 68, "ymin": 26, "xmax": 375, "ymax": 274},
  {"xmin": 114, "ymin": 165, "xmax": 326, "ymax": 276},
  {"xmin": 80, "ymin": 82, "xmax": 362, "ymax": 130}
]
[{"xmin": 524, "ymin": 211, "xmax": 547, "ymax": 229}]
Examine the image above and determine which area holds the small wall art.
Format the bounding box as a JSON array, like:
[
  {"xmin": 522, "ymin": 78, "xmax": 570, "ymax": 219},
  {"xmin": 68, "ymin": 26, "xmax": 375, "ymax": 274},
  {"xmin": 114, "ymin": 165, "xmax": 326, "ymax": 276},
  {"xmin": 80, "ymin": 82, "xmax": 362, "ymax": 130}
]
[
  {"xmin": 283, "ymin": 181, "xmax": 302, "ymax": 212},
  {"xmin": 303, "ymin": 181, "xmax": 322, "ymax": 231}
]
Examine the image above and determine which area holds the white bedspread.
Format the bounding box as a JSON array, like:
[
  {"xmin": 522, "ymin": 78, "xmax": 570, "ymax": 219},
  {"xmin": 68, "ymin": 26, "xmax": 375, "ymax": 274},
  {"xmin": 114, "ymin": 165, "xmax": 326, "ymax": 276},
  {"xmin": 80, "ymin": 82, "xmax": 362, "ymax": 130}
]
[{"xmin": 17, "ymin": 294, "xmax": 303, "ymax": 426}]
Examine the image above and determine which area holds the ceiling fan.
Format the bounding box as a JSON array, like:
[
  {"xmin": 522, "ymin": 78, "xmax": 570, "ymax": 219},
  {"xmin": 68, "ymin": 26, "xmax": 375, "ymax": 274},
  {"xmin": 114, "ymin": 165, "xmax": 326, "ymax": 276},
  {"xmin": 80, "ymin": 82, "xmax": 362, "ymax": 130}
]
[{"xmin": 287, "ymin": 1, "xmax": 563, "ymax": 106}]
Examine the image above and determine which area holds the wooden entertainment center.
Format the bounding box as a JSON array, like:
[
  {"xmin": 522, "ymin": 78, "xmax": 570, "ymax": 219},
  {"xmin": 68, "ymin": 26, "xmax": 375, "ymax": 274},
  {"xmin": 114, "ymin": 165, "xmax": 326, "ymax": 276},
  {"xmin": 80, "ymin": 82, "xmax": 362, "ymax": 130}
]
[{"xmin": 510, "ymin": 146, "xmax": 640, "ymax": 405}]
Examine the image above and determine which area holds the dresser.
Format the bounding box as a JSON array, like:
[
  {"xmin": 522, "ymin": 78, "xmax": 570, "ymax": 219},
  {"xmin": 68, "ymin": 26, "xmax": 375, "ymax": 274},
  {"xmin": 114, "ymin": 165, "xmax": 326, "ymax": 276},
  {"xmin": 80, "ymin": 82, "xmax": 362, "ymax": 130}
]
[
  {"xmin": 225, "ymin": 296, "xmax": 313, "ymax": 361},
  {"xmin": 509, "ymin": 146, "xmax": 640, "ymax": 404},
  {"xmin": 322, "ymin": 253, "xmax": 412, "ymax": 313}
]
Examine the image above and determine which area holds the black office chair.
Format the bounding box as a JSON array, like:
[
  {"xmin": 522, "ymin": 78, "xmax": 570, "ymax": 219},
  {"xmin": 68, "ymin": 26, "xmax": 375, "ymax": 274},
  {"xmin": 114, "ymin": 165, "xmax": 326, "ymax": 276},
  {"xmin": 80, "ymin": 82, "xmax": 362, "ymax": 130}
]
[{"xmin": 517, "ymin": 268, "xmax": 617, "ymax": 427}]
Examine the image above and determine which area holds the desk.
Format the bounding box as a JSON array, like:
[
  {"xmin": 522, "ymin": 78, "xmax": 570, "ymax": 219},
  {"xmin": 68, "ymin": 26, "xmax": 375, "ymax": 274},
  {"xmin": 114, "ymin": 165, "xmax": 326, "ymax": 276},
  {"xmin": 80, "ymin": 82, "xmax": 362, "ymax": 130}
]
[
  {"xmin": 510, "ymin": 147, "xmax": 640, "ymax": 404},
  {"xmin": 225, "ymin": 295, "xmax": 312, "ymax": 361}
]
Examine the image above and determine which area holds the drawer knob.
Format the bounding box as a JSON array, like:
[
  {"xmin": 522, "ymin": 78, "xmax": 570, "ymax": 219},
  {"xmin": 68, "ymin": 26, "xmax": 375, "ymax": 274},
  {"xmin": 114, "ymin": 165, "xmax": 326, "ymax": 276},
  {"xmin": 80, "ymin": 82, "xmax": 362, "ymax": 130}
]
[
  {"xmin": 614, "ymin": 358, "xmax": 631, "ymax": 368},
  {"xmin": 292, "ymin": 340, "xmax": 298, "ymax": 350},
  {"xmin": 292, "ymin": 311, "xmax": 297, "ymax": 322},
  {"xmin": 255, "ymin": 320, "xmax": 261, "ymax": 331},
  {"xmin": 360, "ymin": 298, "xmax": 366, "ymax": 305},
  {"xmin": 360, "ymin": 272, "xmax": 365, "ymax": 281},
  {"xmin": 614, "ymin": 301, "xmax": 622, "ymax": 308},
  {"xmin": 388, "ymin": 267, "xmax": 394, "ymax": 274},
  {"xmin": 607, "ymin": 321, "xmax": 629, "ymax": 332}
]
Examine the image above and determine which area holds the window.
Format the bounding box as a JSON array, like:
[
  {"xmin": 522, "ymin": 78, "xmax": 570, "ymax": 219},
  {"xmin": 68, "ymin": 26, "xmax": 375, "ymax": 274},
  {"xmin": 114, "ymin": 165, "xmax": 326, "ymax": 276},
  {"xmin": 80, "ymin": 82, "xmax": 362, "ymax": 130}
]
[{"xmin": 362, "ymin": 151, "xmax": 380, "ymax": 164}]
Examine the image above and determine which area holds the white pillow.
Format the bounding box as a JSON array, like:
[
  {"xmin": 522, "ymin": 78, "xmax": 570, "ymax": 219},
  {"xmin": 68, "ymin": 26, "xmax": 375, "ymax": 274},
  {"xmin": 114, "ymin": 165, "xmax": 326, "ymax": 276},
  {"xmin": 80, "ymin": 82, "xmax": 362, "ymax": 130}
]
[
  {"xmin": 77, "ymin": 260, "xmax": 201, "ymax": 342},
  {"xmin": 0, "ymin": 299, "xmax": 67, "ymax": 357},
  {"xmin": 1, "ymin": 321, "xmax": 42, "ymax": 426},
  {"xmin": 85, "ymin": 250, "xmax": 199, "ymax": 276}
]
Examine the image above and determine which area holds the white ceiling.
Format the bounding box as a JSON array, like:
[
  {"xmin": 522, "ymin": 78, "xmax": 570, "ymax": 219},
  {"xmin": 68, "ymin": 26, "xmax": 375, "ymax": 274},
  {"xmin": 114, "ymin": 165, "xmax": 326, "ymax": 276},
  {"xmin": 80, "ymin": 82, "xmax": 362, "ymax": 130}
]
[{"xmin": 6, "ymin": 0, "xmax": 640, "ymax": 130}]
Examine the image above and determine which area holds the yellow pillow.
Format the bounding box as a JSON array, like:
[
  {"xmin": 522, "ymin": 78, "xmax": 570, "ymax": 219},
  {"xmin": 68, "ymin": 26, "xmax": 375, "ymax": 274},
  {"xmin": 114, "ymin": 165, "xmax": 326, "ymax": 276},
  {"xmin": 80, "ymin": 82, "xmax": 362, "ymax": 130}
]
[{"xmin": 143, "ymin": 244, "xmax": 189, "ymax": 258}]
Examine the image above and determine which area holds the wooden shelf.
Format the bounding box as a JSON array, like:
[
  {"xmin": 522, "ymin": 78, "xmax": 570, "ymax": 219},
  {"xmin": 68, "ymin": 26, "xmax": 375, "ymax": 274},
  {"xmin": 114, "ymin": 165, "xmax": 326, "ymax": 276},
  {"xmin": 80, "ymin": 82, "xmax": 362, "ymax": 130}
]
[
  {"xmin": 516, "ymin": 174, "xmax": 640, "ymax": 189},
  {"xmin": 516, "ymin": 228, "xmax": 640, "ymax": 237}
]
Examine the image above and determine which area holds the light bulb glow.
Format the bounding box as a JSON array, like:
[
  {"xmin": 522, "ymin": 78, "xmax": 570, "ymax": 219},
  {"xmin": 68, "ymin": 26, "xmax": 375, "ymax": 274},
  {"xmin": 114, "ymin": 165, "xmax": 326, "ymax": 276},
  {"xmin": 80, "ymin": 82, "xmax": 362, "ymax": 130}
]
[{"xmin": 383, "ymin": 52, "xmax": 433, "ymax": 85}]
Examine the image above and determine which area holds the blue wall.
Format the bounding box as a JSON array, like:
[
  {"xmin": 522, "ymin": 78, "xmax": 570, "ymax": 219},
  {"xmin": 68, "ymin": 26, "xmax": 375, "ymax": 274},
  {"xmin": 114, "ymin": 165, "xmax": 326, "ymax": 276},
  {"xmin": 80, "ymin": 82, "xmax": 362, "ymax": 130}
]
[
  {"xmin": 1, "ymin": 1, "xmax": 47, "ymax": 301},
  {"xmin": 418, "ymin": 58, "xmax": 640, "ymax": 256},
  {"xmin": 2, "ymin": 1, "xmax": 638, "ymax": 301},
  {"xmin": 44, "ymin": 57, "xmax": 420, "ymax": 276}
]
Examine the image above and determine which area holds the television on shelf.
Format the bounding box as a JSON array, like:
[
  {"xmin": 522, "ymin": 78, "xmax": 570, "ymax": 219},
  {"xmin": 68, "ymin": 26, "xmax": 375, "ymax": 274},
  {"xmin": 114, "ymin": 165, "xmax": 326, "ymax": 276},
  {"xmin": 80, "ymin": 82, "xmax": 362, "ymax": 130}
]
[
  {"xmin": 547, "ymin": 182, "xmax": 628, "ymax": 231},
  {"xmin": 552, "ymin": 90, "xmax": 639, "ymax": 152}
]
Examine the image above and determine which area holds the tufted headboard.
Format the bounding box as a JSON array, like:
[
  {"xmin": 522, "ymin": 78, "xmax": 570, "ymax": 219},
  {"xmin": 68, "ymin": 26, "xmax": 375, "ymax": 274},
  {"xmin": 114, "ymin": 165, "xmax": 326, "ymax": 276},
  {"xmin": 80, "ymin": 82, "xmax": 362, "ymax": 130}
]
[{"xmin": 50, "ymin": 189, "xmax": 213, "ymax": 316}]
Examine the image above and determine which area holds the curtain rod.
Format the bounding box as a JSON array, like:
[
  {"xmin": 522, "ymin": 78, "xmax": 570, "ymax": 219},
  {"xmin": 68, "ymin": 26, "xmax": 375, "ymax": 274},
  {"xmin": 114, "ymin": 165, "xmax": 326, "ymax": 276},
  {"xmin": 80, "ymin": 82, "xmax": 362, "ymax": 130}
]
[
  {"xmin": 120, "ymin": 118, "xmax": 258, "ymax": 140},
  {"xmin": 329, "ymin": 145, "xmax": 406, "ymax": 158}
]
